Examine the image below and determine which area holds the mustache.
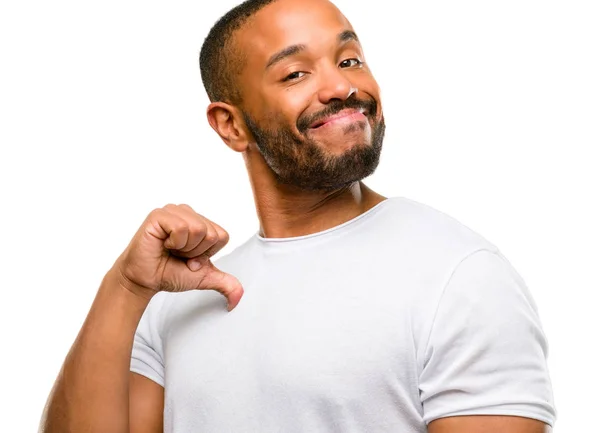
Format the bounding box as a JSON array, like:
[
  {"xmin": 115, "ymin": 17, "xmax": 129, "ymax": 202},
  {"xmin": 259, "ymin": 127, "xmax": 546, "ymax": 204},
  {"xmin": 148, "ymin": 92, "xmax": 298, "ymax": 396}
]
[{"xmin": 297, "ymin": 96, "xmax": 378, "ymax": 133}]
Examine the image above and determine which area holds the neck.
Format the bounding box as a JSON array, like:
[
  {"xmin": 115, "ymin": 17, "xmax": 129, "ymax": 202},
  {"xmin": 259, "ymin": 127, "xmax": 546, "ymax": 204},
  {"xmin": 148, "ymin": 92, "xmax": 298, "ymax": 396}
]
[{"xmin": 244, "ymin": 149, "xmax": 387, "ymax": 239}]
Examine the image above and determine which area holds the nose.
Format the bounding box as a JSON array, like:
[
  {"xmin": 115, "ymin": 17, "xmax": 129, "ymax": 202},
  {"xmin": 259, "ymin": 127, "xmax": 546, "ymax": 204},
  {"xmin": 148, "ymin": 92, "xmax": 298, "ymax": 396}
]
[{"xmin": 316, "ymin": 65, "xmax": 357, "ymax": 104}]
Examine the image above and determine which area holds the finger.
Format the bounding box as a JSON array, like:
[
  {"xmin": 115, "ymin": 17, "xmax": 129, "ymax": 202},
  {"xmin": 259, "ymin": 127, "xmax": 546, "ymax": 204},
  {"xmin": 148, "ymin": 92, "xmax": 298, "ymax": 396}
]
[
  {"xmin": 159, "ymin": 204, "xmax": 211, "ymax": 258},
  {"xmin": 203, "ymin": 220, "xmax": 230, "ymax": 258},
  {"xmin": 173, "ymin": 205, "xmax": 226, "ymax": 258},
  {"xmin": 171, "ymin": 204, "xmax": 212, "ymax": 254},
  {"xmin": 148, "ymin": 208, "xmax": 189, "ymax": 250},
  {"xmin": 178, "ymin": 220, "xmax": 209, "ymax": 254},
  {"xmin": 183, "ymin": 223, "xmax": 221, "ymax": 259}
]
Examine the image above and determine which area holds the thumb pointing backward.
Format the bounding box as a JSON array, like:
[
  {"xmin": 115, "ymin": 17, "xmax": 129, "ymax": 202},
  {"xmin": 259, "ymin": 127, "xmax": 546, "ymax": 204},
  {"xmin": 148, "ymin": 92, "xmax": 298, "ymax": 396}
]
[{"xmin": 189, "ymin": 259, "xmax": 244, "ymax": 311}]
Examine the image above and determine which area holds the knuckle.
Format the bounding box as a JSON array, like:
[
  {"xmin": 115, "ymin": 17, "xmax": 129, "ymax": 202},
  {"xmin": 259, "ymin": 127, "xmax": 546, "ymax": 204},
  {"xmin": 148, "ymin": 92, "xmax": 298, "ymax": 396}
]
[
  {"xmin": 204, "ymin": 231, "xmax": 218, "ymax": 245},
  {"xmin": 188, "ymin": 223, "xmax": 207, "ymax": 238},
  {"xmin": 220, "ymin": 229, "xmax": 230, "ymax": 243},
  {"xmin": 174, "ymin": 221, "xmax": 188, "ymax": 232},
  {"xmin": 149, "ymin": 208, "xmax": 163, "ymax": 218},
  {"xmin": 213, "ymin": 224, "xmax": 229, "ymax": 240}
]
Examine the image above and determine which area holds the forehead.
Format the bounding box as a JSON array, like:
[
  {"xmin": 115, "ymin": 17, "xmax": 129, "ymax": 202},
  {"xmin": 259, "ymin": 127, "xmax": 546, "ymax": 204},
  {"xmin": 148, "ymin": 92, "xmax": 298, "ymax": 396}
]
[{"xmin": 235, "ymin": 0, "xmax": 354, "ymax": 64}]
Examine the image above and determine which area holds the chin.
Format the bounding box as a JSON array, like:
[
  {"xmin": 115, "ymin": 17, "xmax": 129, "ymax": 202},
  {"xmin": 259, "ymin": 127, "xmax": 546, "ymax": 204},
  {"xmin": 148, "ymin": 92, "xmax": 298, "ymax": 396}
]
[{"xmin": 324, "ymin": 138, "xmax": 371, "ymax": 156}]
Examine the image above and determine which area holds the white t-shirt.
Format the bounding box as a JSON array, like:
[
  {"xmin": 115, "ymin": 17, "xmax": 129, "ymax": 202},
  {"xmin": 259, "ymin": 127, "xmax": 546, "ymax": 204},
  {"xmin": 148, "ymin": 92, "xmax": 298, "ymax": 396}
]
[{"xmin": 130, "ymin": 197, "xmax": 556, "ymax": 432}]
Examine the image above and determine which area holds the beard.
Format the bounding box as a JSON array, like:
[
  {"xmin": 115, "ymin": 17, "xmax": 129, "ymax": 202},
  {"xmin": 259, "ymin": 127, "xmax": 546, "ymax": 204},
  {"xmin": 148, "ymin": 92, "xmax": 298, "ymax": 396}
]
[{"xmin": 242, "ymin": 96, "xmax": 385, "ymax": 192}]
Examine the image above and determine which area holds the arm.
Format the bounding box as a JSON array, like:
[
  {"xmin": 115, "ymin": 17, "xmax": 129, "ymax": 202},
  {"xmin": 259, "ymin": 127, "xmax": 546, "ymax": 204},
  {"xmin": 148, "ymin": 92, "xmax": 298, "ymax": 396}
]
[
  {"xmin": 428, "ymin": 415, "xmax": 552, "ymax": 433},
  {"xmin": 39, "ymin": 270, "xmax": 158, "ymax": 433},
  {"xmin": 129, "ymin": 372, "xmax": 164, "ymax": 433},
  {"xmin": 39, "ymin": 204, "xmax": 242, "ymax": 432}
]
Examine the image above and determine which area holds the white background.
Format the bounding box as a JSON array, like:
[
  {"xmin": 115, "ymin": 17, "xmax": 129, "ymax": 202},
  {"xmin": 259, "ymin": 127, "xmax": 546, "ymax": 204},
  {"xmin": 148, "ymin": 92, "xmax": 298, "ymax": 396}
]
[{"xmin": 1, "ymin": 0, "xmax": 598, "ymax": 431}]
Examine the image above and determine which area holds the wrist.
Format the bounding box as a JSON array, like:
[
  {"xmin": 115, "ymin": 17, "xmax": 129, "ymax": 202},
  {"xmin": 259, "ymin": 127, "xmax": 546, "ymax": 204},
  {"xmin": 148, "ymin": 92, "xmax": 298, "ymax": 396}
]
[{"xmin": 104, "ymin": 266, "xmax": 157, "ymax": 305}]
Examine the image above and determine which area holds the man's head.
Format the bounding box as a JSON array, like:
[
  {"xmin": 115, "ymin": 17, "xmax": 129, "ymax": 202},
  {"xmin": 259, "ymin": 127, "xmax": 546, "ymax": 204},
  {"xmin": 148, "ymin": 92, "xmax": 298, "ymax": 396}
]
[{"xmin": 200, "ymin": 0, "xmax": 385, "ymax": 191}]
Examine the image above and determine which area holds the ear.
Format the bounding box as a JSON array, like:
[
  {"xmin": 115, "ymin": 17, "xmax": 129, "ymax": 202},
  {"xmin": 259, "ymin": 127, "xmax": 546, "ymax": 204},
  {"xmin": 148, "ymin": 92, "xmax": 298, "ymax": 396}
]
[{"xmin": 206, "ymin": 102, "xmax": 250, "ymax": 153}]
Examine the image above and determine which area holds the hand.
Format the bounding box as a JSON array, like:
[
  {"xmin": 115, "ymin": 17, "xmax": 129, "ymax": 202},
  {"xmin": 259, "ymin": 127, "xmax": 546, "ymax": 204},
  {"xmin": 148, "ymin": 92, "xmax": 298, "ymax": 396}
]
[{"xmin": 113, "ymin": 204, "xmax": 243, "ymax": 310}]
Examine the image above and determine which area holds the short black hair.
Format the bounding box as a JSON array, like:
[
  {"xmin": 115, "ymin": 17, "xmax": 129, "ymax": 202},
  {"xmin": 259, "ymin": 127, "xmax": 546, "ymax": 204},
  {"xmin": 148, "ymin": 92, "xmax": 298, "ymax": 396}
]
[{"xmin": 199, "ymin": 0, "xmax": 277, "ymax": 104}]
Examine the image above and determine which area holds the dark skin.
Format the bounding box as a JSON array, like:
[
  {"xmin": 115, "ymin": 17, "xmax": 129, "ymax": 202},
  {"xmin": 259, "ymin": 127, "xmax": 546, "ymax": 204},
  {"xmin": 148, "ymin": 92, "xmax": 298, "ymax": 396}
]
[
  {"xmin": 42, "ymin": 0, "xmax": 553, "ymax": 431},
  {"xmin": 208, "ymin": 0, "xmax": 553, "ymax": 431},
  {"xmin": 207, "ymin": 0, "xmax": 387, "ymax": 239}
]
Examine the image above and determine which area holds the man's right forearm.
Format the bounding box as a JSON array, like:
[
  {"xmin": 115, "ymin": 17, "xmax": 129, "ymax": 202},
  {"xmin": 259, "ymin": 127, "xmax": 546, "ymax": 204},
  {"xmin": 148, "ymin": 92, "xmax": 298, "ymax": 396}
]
[{"xmin": 39, "ymin": 269, "xmax": 152, "ymax": 433}]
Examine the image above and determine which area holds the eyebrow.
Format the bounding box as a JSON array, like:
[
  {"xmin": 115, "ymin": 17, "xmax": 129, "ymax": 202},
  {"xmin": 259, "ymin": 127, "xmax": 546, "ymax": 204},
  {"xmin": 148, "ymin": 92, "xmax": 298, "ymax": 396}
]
[
  {"xmin": 338, "ymin": 30, "xmax": 359, "ymax": 45},
  {"xmin": 265, "ymin": 30, "xmax": 360, "ymax": 70},
  {"xmin": 266, "ymin": 44, "xmax": 306, "ymax": 69}
]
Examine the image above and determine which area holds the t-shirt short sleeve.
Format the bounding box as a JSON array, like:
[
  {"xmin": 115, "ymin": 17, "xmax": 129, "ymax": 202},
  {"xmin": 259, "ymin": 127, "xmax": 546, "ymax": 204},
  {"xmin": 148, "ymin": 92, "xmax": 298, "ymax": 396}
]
[
  {"xmin": 130, "ymin": 291, "xmax": 168, "ymax": 387},
  {"xmin": 419, "ymin": 249, "xmax": 556, "ymax": 426}
]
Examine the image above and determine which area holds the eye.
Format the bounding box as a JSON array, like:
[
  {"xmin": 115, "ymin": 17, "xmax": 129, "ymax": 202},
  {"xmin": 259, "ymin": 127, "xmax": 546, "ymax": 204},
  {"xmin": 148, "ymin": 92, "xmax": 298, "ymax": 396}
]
[
  {"xmin": 283, "ymin": 71, "xmax": 306, "ymax": 82},
  {"xmin": 339, "ymin": 58, "xmax": 363, "ymax": 68}
]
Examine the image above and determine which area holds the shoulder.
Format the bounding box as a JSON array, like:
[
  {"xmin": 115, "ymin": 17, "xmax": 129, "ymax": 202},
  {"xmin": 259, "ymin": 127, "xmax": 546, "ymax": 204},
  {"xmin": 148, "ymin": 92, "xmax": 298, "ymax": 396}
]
[{"xmin": 371, "ymin": 196, "xmax": 499, "ymax": 258}]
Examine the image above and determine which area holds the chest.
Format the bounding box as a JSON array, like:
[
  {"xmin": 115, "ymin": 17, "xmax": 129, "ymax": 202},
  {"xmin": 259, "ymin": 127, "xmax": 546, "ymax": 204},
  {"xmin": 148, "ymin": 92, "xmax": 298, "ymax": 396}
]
[{"xmin": 163, "ymin": 270, "xmax": 419, "ymax": 411}]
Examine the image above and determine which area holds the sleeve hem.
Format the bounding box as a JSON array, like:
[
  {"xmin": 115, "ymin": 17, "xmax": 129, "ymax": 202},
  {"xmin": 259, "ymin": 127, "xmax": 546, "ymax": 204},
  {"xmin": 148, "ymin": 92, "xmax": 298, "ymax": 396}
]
[
  {"xmin": 425, "ymin": 408, "xmax": 555, "ymax": 427},
  {"xmin": 130, "ymin": 365, "xmax": 165, "ymax": 388}
]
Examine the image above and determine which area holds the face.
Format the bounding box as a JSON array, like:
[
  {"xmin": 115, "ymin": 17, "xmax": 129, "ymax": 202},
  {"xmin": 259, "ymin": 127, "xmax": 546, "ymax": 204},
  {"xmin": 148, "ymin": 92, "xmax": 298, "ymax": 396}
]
[{"xmin": 234, "ymin": 0, "xmax": 385, "ymax": 191}]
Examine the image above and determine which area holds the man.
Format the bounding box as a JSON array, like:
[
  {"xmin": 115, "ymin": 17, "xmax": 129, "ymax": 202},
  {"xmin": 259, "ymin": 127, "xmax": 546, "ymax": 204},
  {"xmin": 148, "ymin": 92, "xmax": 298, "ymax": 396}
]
[{"xmin": 40, "ymin": 0, "xmax": 556, "ymax": 432}]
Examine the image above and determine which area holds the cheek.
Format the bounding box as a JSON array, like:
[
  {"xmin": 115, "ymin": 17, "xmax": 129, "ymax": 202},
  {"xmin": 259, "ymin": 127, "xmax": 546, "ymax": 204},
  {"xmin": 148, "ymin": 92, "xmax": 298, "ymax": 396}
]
[
  {"xmin": 265, "ymin": 92, "xmax": 309, "ymax": 128},
  {"xmin": 358, "ymin": 73, "xmax": 383, "ymax": 116},
  {"xmin": 259, "ymin": 107, "xmax": 296, "ymax": 133},
  {"xmin": 283, "ymin": 89, "xmax": 312, "ymax": 116},
  {"xmin": 360, "ymin": 71, "xmax": 381, "ymax": 97}
]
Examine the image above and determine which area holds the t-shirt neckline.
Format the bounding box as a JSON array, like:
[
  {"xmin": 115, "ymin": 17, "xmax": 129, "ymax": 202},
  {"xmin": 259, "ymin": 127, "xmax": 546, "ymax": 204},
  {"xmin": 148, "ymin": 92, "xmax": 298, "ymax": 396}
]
[{"xmin": 255, "ymin": 197, "xmax": 393, "ymax": 244}]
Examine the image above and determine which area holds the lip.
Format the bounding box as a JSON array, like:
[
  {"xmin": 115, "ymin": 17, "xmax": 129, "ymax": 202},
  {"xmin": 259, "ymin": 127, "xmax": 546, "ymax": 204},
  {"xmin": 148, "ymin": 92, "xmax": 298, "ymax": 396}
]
[{"xmin": 310, "ymin": 108, "xmax": 367, "ymax": 129}]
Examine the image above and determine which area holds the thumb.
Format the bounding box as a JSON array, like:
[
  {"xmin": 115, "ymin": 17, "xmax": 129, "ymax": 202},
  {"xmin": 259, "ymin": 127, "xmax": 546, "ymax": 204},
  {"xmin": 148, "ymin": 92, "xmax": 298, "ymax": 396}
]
[{"xmin": 191, "ymin": 260, "xmax": 244, "ymax": 311}]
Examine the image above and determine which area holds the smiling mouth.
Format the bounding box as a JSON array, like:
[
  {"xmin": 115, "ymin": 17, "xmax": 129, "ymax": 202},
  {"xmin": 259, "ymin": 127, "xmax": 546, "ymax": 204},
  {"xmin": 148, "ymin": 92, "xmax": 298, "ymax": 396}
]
[{"xmin": 310, "ymin": 108, "xmax": 367, "ymax": 129}]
